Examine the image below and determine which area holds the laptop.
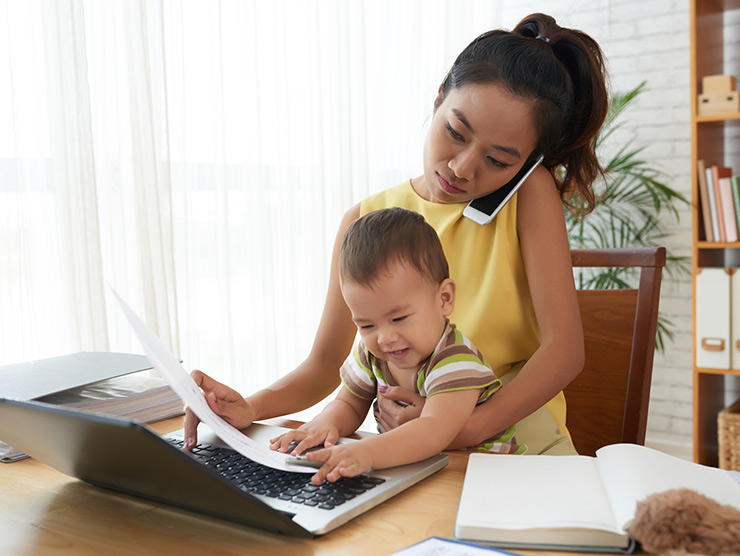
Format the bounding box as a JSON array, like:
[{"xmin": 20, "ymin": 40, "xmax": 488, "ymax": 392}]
[{"xmin": 0, "ymin": 396, "xmax": 447, "ymax": 537}]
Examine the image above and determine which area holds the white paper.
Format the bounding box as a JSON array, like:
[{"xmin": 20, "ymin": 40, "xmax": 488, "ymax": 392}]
[
  {"xmin": 110, "ymin": 286, "xmax": 312, "ymax": 473},
  {"xmin": 457, "ymin": 454, "xmax": 621, "ymax": 534},
  {"xmin": 391, "ymin": 537, "xmax": 516, "ymax": 555},
  {"xmin": 596, "ymin": 443, "xmax": 740, "ymax": 530}
]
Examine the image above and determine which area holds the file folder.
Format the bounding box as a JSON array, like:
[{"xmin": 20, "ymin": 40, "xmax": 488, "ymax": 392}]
[
  {"xmin": 732, "ymin": 270, "xmax": 740, "ymax": 370},
  {"xmin": 695, "ymin": 268, "xmax": 731, "ymax": 369}
]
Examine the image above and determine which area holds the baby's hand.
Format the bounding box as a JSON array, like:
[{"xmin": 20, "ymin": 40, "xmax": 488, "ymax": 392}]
[
  {"xmin": 269, "ymin": 421, "xmax": 340, "ymax": 456},
  {"xmin": 305, "ymin": 442, "xmax": 374, "ymax": 485}
]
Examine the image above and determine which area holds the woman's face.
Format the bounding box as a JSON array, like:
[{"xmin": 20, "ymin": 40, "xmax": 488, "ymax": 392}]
[{"xmin": 417, "ymin": 82, "xmax": 539, "ymax": 204}]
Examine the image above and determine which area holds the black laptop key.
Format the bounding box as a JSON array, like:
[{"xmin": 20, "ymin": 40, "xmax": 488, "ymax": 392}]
[{"xmin": 167, "ymin": 438, "xmax": 386, "ymax": 509}]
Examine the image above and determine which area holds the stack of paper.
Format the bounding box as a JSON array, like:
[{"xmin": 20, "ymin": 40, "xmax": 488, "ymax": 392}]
[
  {"xmin": 0, "ymin": 352, "xmax": 184, "ymax": 462},
  {"xmin": 35, "ymin": 372, "xmax": 183, "ymax": 421}
]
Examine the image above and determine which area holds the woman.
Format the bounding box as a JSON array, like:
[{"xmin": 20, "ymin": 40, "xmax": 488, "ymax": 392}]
[{"xmin": 184, "ymin": 13, "xmax": 608, "ymax": 455}]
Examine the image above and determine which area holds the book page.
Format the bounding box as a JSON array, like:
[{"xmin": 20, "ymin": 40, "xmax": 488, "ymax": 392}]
[
  {"xmin": 596, "ymin": 443, "xmax": 740, "ymax": 530},
  {"xmin": 457, "ymin": 454, "xmax": 622, "ymax": 534}
]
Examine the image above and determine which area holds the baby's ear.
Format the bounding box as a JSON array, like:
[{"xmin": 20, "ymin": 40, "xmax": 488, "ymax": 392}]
[{"xmin": 439, "ymin": 278, "xmax": 456, "ymax": 315}]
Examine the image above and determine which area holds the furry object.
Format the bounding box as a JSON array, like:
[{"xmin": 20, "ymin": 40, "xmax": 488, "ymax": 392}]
[{"xmin": 628, "ymin": 488, "xmax": 740, "ymax": 555}]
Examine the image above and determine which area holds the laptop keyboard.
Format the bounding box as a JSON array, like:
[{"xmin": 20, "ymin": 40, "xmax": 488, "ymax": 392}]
[{"xmin": 168, "ymin": 439, "xmax": 385, "ymax": 510}]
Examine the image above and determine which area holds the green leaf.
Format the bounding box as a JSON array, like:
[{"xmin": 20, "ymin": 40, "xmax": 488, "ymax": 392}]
[{"xmin": 565, "ymin": 81, "xmax": 690, "ymax": 353}]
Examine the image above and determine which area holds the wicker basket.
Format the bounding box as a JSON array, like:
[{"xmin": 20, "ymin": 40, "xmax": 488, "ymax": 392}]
[{"xmin": 718, "ymin": 398, "xmax": 740, "ymax": 471}]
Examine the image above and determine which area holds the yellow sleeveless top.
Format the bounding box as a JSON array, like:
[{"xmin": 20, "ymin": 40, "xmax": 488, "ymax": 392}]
[{"xmin": 361, "ymin": 180, "xmax": 568, "ymax": 437}]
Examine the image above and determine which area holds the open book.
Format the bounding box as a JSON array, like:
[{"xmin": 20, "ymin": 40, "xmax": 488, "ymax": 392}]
[{"xmin": 455, "ymin": 444, "xmax": 740, "ymax": 553}]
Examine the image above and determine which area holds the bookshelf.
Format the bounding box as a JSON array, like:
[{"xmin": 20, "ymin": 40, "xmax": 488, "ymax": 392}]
[{"xmin": 691, "ymin": 0, "xmax": 740, "ymax": 466}]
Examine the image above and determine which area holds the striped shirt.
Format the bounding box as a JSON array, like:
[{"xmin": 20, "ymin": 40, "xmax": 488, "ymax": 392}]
[{"xmin": 340, "ymin": 320, "xmax": 526, "ymax": 454}]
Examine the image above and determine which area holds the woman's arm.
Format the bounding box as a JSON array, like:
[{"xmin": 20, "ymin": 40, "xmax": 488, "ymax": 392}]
[
  {"xmin": 184, "ymin": 204, "xmax": 362, "ymax": 444},
  {"xmin": 247, "ymin": 203, "xmax": 361, "ymax": 418},
  {"xmin": 448, "ymin": 168, "xmax": 584, "ymax": 448}
]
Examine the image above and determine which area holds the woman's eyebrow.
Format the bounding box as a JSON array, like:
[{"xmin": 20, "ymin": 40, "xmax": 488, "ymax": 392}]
[
  {"xmin": 452, "ymin": 108, "xmax": 522, "ymax": 159},
  {"xmin": 452, "ymin": 108, "xmax": 476, "ymax": 134}
]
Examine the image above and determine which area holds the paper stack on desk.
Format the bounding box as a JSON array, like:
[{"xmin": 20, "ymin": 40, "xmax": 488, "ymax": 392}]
[{"xmin": 0, "ymin": 352, "xmax": 184, "ymax": 462}]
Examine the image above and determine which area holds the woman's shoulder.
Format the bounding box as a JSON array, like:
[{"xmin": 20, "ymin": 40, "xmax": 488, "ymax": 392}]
[
  {"xmin": 516, "ymin": 166, "xmax": 562, "ymax": 217},
  {"xmin": 518, "ymin": 165, "xmax": 557, "ymax": 195}
]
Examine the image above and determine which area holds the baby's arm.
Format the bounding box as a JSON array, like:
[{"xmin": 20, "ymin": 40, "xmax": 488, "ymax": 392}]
[
  {"xmin": 269, "ymin": 387, "xmax": 372, "ymax": 455},
  {"xmin": 306, "ymin": 388, "xmax": 480, "ymax": 483}
]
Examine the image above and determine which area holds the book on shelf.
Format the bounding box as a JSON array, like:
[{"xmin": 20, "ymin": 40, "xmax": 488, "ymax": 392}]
[
  {"xmin": 699, "ymin": 162, "xmax": 735, "ymax": 242},
  {"xmin": 697, "ymin": 160, "xmax": 714, "ymax": 241},
  {"xmin": 713, "ymin": 165, "xmax": 735, "ymax": 241},
  {"xmin": 710, "ymin": 166, "xmax": 726, "ymax": 241},
  {"xmin": 703, "ymin": 163, "xmax": 722, "ymax": 241},
  {"xmin": 454, "ymin": 443, "xmax": 740, "ymax": 553},
  {"xmin": 732, "ymin": 176, "xmax": 740, "ymax": 236},
  {"xmin": 0, "ymin": 352, "xmax": 184, "ymax": 462},
  {"xmin": 719, "ymin": 176, "xmax": 739, "ymax": 242}
]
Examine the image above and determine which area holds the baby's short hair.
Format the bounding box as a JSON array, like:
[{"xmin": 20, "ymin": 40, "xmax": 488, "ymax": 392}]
[{"xmin": 339, "ymin": 208, "xmax": 449, "ymax": 286}]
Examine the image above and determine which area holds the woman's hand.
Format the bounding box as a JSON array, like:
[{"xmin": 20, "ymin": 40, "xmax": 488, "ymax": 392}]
[
  {"xmin": 374, "ymin": 386, "xmax": 425, "ymax": 431},
  {"xmin": 182, "ymin": 370, "xmax": 255, "ymax": 450}
]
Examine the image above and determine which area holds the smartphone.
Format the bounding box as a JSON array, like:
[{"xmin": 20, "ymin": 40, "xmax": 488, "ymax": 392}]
[{"xmin": 462, "ymin": 152, "xmax": 545, "ymax": 225}]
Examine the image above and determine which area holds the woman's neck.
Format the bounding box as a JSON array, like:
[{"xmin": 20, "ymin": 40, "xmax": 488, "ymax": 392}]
[{"xmin": 409, "ymin": 175, "xmax": 432, "ymax": 202}]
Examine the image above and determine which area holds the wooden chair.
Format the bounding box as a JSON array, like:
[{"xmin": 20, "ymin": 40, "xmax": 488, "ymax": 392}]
[{"xmin": 565, "ymin": 247, "xmax": 666, "ymax": 456}]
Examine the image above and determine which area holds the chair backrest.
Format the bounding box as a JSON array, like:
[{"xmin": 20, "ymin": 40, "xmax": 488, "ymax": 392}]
[{"xmin": 565, "ymin": 247, "xmax": 666, "ymax": 456}]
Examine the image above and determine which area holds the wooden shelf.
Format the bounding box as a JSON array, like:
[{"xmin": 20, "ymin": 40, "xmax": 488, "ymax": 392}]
[
  {"xmin": 696, "ymin": 112, "xmax": 740, "ymax": 123},
  {"xmin": 695, "ymin": 367, "xmax": 740, "ymax": 377},
  {"xmin": 690, "ymin": 0, "xmax": 740, "ymax": 468},
  {"xmin": 697, "ymin": 241, "xmax": 740, "ymax": 249}
]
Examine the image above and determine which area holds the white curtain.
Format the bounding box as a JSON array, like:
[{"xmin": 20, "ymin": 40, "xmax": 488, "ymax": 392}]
[{"xmin": 0, "ymin": 0, "xmax": 502, "ymax": 397}]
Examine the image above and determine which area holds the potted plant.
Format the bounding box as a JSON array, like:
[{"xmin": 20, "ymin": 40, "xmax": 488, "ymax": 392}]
[{"xmin": 565, "ymin": 81, "xmax": 690, "ymax": 351}]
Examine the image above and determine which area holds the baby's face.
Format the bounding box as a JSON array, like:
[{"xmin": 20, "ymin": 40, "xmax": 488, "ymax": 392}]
[{"xmin": 341, "ymin": 262, "xmax": 454, "ymax": 372}]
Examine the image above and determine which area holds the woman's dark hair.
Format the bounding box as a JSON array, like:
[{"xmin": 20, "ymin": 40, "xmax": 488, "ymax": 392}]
[
  {"xmin": 339, "ymin": 208, "xmax": 449, "ymax": 287},
  {"xmin": 435, "ymin": 13, "xmax": 609, "ymax": 214}
]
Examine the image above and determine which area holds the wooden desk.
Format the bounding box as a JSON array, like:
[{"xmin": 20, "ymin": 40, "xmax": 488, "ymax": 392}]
[{"xmin": 0, "ymin": 417, "xmax": 625, "ymax": 556}]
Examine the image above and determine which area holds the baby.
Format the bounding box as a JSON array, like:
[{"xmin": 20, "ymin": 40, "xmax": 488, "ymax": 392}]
[{"xmin": 271, "ymin": 207, "xmax": 524, "ymax": 484}]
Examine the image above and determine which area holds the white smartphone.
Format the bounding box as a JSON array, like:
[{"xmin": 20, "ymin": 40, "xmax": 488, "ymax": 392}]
[{"xmin": 463, "ymin": 152, "xmax": 545, "ymax": 225}]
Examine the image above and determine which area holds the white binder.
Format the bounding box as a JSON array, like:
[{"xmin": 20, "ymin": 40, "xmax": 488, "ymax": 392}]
[
  {"xmin": 696, "ymin": 268, "xmax": 731, "ymax": 369},
  {"xmin": 732, "ymin": 270, "xmax": 740, "ymax": 370}
]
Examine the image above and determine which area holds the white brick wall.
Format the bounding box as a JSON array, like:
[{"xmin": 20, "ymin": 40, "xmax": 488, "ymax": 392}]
[{"xmin": 499, "ymin": 1, "xmax": 695, "ymax": 454}]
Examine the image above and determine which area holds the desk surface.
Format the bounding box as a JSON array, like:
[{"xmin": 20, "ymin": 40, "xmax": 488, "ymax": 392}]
[{"xmin": 0, "ymin": 417, "xmax": 630, "ymax": 556}]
